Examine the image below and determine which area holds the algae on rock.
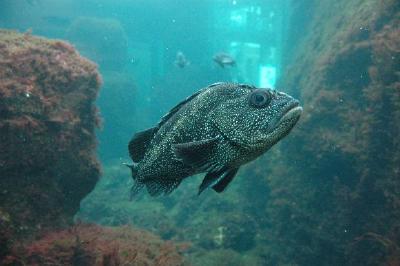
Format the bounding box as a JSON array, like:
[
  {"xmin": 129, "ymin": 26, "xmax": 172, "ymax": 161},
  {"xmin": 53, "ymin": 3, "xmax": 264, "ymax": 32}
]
[{"xmin": 0, "ymin": 30, "xmax": 102, "ymax": 242}]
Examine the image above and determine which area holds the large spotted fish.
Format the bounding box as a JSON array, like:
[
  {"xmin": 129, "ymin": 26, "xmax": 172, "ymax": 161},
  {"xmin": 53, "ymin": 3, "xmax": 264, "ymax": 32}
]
[{"xmin": 126, "ymin": 83, "xmax": 302, "ymax": 197}]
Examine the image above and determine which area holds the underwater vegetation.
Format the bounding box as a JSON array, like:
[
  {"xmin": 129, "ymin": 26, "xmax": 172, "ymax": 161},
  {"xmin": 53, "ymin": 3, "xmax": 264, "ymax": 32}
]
[
  {"xmin": 0, "ymin": 29, "xmax": 190, "ymax": 266},
  {"xmin": 264, "ymin": 0, "xmax": 400, "ymax": 264},
  {"xmin": 78, "ymin": 161, "xmax": 271, "ymax": 265},
  {"xmin": 2, "ymin": 223, "xmax": 188, "ymax": 266},
  {"xmin": 0, "ymin": 29, "xmax": 101, "ymax": 244}
]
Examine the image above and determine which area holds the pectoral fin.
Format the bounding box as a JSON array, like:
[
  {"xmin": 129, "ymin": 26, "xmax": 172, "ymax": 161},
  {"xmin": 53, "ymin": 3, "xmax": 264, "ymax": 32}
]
[{"xmin": 172, "ymin": 137, "xmax": 220, "ymax": 171}]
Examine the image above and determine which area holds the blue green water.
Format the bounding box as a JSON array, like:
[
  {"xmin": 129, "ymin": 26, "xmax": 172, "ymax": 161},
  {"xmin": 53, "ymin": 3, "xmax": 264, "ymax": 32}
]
[
  {"xmin": 2, "ymin": 0, "xmax": 398, "ymax": 265},
  {"xmin": 0, "ymin": 1, "xmax": 285, "ymax": 160}
]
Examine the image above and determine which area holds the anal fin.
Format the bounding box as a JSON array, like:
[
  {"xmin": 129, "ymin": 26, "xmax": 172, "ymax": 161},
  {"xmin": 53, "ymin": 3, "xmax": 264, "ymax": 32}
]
[
  {"xmin": 198, "ymin": 167, "xmax": 239, "ymax": 195},
  {"xmin": 123, "ymin": 163, "xmax": 144, "ymax": 200},
  {"xmin": 212, "ymin": 167, "xmax": 239, "ymax": 193},
  {"xmin": 198, "ymin": 167, "xmax": 226, "ymax": 195},
  {"xmin": 146, "ymin": 178, "xmax": 182, "ymax": 197}
]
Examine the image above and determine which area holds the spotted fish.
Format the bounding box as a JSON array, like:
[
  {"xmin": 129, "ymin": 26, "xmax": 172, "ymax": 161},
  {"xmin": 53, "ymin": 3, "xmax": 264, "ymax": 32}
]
[{"xmin": 126, "ymin": 82, "xmax": 302, "ymax": 198}]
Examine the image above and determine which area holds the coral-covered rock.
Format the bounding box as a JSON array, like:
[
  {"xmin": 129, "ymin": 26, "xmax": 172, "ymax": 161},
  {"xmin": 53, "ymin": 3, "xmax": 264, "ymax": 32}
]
[
  {"xmin": 2, "ymin": 224, "xmax": 189, "ymax": 266},
  {"xmin": 262, "ymin": 1, "xmax": 400, "ymax": 265},
  {"xmin": 0, "ymin": 30, "xmax": 101, "ymax": 240}
]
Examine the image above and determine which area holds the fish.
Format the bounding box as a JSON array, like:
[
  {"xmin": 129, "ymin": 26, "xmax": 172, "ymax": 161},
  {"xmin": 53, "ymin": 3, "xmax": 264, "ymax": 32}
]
[
  {"xmin": 126, "ymin": 82, "xmax": 302, "ymax": 198},
  {"xmin": 174, "ymin": 51, "xmax": 190, "ymax": 68},
  {"xmin": 213, "ymin": 52, "xmax": 236, "ymax": 68}
]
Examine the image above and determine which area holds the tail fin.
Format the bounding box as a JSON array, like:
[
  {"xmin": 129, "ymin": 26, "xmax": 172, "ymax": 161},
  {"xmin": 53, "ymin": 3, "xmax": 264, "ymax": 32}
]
[{"xmin": 123, "ymin": 163, "xmax": 144, "ymax": 200}]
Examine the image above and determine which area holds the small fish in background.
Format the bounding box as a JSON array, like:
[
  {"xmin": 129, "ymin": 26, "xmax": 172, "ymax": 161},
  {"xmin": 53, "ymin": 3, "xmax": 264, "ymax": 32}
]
[
  {"xmin": 125, "ymin": 83, "xmax": 302, "ymax": 198},
  {"xmin": 174, "ymin": 51, "xmax": 190, "ymax": 68},
  {"xmin": 213, "ymin": 52, "xmax": 236, "ymax": 68}
]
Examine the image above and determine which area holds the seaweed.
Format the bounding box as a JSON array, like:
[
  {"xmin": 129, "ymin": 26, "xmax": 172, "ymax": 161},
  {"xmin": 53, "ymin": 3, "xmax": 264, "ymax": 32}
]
[
  {"xmin": 262, "ymin": 0, "xmax": 400, "ymax": 264},
  {"xmin": 2, "ymin": 224, "xmax": 189, "ymax": 266}
]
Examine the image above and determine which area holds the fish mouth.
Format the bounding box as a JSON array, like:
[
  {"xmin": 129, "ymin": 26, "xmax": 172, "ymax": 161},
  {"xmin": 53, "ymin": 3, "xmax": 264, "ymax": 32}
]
[{"xmin": 278, "ymin": 101, "xmax": 303, "ymax": 125}]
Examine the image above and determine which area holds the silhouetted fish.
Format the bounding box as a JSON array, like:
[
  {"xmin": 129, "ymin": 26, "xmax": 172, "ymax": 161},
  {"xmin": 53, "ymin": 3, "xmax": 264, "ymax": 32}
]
[
  {"xmin": 213, "ymin": 52, "xmax": 236, "ymax": 68},
  {"xmin": 174, "ymin": 51, "xmax": 190, "ymax": 68},
  {"xmin": 126, "ymin": 83, "xmax": 302, "ymax": 197}
]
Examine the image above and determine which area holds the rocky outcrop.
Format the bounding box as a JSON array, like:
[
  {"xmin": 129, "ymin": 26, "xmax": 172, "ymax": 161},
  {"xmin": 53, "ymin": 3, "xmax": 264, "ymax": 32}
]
[
  {"xmin": 0, "ymin": 30, "xmax": 101, "ymax": 247},
  {"xmin": 265, "ymin": 0, "xmax": 400, "ymax": 264},
  {"xmin": 3, "ymin": 224, "xmax": 188, "ymax": 266}
]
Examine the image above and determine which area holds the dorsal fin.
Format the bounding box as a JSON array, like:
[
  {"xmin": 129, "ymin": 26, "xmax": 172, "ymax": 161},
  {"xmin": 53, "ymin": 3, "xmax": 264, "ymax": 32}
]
[
  {"xmin": 157, "ymin": 82, "xmax": 226, "ymax": 128},
  {"xmin": 128, "ymin": 83, "xmax": 226, "ymax": 163},
  {"xmin": 128, "ymin": 127, "xmax": 158, "ymax": 162},
  {"xmin": 157, "ymin": 89, "xmax": 204, "ymax": 128},
  {"xmin": 128, "ymin": 88, "xmax": 204, "ymax": 163}
]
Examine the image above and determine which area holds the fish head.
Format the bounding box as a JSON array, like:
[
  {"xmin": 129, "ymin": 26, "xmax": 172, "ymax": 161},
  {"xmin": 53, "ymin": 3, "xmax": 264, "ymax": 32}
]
[
  {"xmin": 211, "ymin": 84, "xmax": 302, "ymax": 151},
  {"xmin": 212, "ymin": 55, "xmax": 220, "ymax": 62}
]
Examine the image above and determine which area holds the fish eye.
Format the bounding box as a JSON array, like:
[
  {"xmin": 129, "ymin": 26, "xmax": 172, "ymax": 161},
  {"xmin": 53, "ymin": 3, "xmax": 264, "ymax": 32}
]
[{"xmin": 249, "ymin": 89, "xmax": 271, "ymax": 108}]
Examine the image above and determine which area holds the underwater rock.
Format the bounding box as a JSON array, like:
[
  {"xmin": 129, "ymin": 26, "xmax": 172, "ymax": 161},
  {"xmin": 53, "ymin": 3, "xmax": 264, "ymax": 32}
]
[
  {"xmin": 0, "ymin": 208, "xmax": 12, "ymax": 262},
  {"xmin": 2, "ymin": 224, "xmax": 189, "ymax": 266},
  {"xmin": 190, "ymin": 248, "xmax": 262, "ymax": 266},
  {"xmin": 0, "ymin": 30, "xmax": 101, "ymax": 241},
  {"xmin": 262, "ymin": 0, "xmax": 400, "ymax": 265}
]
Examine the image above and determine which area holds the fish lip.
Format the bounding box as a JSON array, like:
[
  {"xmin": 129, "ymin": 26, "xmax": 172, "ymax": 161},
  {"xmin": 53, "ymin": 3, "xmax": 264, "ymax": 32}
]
[{"xmin": 279, "ymin": 101, "xmax": 302, "ymax": 124}]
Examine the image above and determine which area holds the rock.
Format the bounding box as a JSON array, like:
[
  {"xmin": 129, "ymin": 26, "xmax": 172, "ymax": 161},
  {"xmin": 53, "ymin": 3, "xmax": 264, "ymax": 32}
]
[
  {"xmin": 263, "ymin": 1, "xmax": 400, "ymax": 264},
  {"xmin": 0, "ymin": 30, "xmax": 101, "ymax": 241},
  {"xmin": 3, "ymin": 223, "xmax": 189, "ymax": 266}
]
